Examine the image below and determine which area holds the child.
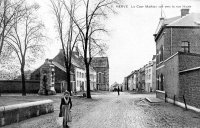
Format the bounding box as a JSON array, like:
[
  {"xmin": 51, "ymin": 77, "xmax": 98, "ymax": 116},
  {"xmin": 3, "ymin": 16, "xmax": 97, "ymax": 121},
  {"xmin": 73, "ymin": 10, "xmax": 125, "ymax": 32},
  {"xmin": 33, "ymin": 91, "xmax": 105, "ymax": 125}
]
[{"xmin": 59, "ymin": 91, "xmax": 72, "ymax": 128}]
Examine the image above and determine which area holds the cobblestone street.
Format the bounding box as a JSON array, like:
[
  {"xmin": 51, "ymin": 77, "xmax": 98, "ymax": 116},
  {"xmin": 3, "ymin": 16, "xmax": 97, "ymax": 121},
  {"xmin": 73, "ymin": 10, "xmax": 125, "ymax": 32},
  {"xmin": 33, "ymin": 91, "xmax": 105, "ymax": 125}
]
[{"xmin": 2, "ymin": 91, "xmax": 200, "ymax": 128}]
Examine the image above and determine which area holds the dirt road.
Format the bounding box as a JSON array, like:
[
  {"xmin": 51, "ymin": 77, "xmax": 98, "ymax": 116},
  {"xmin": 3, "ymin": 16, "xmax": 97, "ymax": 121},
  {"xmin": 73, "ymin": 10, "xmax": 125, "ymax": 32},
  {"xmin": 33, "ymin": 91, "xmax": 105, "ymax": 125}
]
[{"xmin": 2, "ymin": 92, "xmax": 200, "ymax": 128}]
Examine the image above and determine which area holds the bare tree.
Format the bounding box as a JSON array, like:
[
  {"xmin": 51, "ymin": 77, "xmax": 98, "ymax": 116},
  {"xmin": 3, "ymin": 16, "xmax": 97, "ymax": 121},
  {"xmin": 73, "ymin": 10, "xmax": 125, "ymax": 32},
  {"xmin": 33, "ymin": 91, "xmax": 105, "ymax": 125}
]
[
  {"xmin": 5, "ymin": 3, "xmax": 45, "ymax": 96},
  {"xmin": 0, "ymin": 0, "xmax": 25, "ymax": 55},
  {"xmin": 64, "ymin": 0, "xmax": 119, "ymax": 98},
  {"xmin": 50, "ymin": 0, "xmax": 79, "ymax": 95}
]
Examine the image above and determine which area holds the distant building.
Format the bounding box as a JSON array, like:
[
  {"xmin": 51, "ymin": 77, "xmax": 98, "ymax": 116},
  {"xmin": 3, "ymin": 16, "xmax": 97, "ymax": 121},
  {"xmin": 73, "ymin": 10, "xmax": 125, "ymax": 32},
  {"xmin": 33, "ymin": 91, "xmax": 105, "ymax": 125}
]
[
  {"xmin": 138, "ymin": 66, "xmax": 145, "ymax": 92},
  {"xmin": 91, "ymin": 57, "xmax": 109, "ymax": 91},
  {"xmin": 144, "ymin": 55, "xmax": 156, "ymax": 92},
  {"xmin": 123, "ymin": 76, "xmax": 128, "ymax": 91},
  {"xmin": 127, "ymin": 72, "xmax": 134, "ymax": 91},
  {"xmin": 145, "ymin": 61, "xmax": 153, "ymax": 92},
  {"xmin": 152, "ymin": 55, "xmax": 156, "ymax": 92}
]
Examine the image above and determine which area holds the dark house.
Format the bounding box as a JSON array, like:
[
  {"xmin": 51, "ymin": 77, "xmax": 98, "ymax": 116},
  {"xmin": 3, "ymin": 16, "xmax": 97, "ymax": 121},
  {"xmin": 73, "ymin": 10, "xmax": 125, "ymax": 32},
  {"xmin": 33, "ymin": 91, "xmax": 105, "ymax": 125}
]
[{"xmin": 91, "ymin": 57, "xmax": 109, "ymax": 91}]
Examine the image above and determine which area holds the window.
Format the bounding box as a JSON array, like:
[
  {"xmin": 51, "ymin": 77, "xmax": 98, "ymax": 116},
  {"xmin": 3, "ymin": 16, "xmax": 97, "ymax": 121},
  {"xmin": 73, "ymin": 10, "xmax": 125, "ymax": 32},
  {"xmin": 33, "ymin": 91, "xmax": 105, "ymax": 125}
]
[
  {"xmin": 160, "ymin": 74, "xmax": 164, "ymax": 91},
  {"xmin": 156, "ymin": 49, "xmax": 159, "ymax": 64},
  {"xmin": 98, "ymin": 72, "xmax": 104, "ymax": 84},
  {"xmin": 181, "ymin": 41, "xmax": 190, "ymax": 53},
  {"xmin": 160, "ymin": 45, "xmax": 164, "ymax": 62},
  {"xmin": 157, "ymin": 75, "xmax": 160, "ymax": 90}
]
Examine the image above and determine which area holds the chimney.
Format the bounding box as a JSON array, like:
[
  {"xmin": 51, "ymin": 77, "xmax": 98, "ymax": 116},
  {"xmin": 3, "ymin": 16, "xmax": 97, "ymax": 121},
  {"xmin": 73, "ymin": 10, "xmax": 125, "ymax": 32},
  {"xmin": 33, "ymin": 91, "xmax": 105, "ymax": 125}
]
[{"xmin": 181, "ymin": 9, "xmax": 189, "ymax": 17}]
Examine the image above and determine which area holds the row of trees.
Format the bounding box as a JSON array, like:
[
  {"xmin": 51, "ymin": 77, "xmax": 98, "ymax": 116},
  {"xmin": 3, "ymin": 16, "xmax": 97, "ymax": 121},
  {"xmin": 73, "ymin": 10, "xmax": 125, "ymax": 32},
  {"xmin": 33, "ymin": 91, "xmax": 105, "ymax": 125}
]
[
  {"xmin": 50, "ymin": 0, "xmax": 119, "ymax": 98},
  {"xmin": 0, "ymin": 0, "xmax": 45, "ymax": 96},
  {"xmin": 0, "ymin": 0, "xmax": 120, "ymax": 98}
]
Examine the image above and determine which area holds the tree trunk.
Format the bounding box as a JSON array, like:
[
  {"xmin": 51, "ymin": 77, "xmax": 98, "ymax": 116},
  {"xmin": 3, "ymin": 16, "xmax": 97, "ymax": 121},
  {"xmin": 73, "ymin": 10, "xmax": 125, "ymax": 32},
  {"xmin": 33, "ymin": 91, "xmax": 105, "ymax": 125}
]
[
  {"xmin": 85, "ymin": 63, "xmax": 91, "ymax": 98},
  {"xmin": 64, "ymin": 58, "xmax": 71, "ymax": 96},
  {"xmin": 66, "ymin": 64, "xmax": 71, "ymax": 96},
  {"xmin": 21, "ymin": 65, "xmax": 26, "ymax": 96},
  {"xmin": 0, "ymin": 29, "xmax": 5, "ymax": 55}
]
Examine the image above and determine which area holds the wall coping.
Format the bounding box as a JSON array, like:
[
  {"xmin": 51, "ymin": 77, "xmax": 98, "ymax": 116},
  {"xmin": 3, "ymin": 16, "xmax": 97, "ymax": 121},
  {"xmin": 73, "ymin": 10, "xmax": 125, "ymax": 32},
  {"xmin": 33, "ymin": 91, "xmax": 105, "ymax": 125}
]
[
  {"xmin": 0, "ymin": 80, "xmax": 40, "ymax": 82},
  {"xmin": 167, "ymin": 98, "xmax": 200, "ymax": 113},
  {"xmin": 179, "ymin": 66, "xmax": 200, "ymax": 73},
  {"xmin": 0, "ymin": 99, "xmax": 53, "ymax": 112},
  {"xmin": 156, "ymin": 90, "xmax": 165, "ymax": 94}
]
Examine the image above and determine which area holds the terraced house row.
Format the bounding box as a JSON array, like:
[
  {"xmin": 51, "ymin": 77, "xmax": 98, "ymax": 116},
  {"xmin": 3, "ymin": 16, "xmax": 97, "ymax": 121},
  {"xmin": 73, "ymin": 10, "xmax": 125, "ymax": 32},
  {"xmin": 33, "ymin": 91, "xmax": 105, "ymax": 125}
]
[{"xmin": 123, "ymin": 55, "xmax": 156, "ymax": 93}]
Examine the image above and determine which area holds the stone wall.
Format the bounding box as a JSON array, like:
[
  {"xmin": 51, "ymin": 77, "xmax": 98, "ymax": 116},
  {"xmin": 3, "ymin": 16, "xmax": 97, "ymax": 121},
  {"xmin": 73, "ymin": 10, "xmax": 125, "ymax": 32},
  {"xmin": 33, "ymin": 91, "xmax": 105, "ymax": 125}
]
[
  {"xmin": 164, "ymin": 53, "xmax": 179, "ymax": 99},
  {"xmin": 0, "ymin": 80, "xmax": 40, "ymax": 93},
  {"xmin": 178, "ymin": 53, "xmax": 200, "ymax": 108},
  {"xmin": 156, "ymin": 90, "xmax": 165, "ymax": 100},
  {"xmin": 179, "ymin": 52, "xmax": 200, "ymax": 71},
  {"xmin": 179, "ymin": 70, "xmax": 200, "ymax": 108},
  {"xmin": 0, "ymin": 100, "xmax": 54, "ymax": 127},
  {"xmin": 0, "ymin": 80, "xmax": 62, "ymax": 93}
]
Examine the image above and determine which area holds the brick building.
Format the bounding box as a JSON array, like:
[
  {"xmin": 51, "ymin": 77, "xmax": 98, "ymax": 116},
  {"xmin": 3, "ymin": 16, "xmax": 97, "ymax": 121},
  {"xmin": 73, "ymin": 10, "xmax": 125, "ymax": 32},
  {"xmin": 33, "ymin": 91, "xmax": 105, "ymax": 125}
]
[
  {"xmin": 154, "ymin": 9, "xmax": 200, "ymax": 109},
  {"xmin": 91, "ymin": 57, "xmax": 109, "ymax": 91}
]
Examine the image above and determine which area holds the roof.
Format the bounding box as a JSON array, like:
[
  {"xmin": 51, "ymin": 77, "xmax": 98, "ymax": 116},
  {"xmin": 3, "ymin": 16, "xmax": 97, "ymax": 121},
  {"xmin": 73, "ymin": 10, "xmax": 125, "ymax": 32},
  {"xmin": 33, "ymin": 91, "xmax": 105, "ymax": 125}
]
[
  {"xmin": 52, "ymin": 61, "xmax": 73, "ymax": 74},
  {"xmin": 155, "ymin": 13, "xmax": 200, "ymax": 40},
  {"xmin": 167, "ymin": 13, "xmax": 200, "ymax": 27},
  {"xmin": 52, "ymin": 49, "xmax": 84, "ymax": 70},
  {"xmin": 91, "ymin": 57, "xmax": 109, "ymax": 68},
  {"xmin": 152, "ymin": 55, "xmax": 156, "ymax": 60},
  {"xmin": 52, "ymin": 49, "xmax": 96, "ymax": 72},
  {"xmin": 110, "ymin": 82, "xmax": 120, "ymax": 88}
]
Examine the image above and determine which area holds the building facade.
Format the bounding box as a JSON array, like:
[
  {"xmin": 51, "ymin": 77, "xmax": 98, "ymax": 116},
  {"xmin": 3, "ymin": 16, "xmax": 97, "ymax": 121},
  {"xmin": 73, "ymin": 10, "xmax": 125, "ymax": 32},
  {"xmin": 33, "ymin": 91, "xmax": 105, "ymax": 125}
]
[
  {"xmin": 145, "ymin": 61, "xmax": 153, "ymax": 92},
  {"xmin": 138, "ymin": 66, "xmax": 145, "ymax": 92},
  {"xmin": 91, "ymin": 57, "xmax": 109, "ymax": 91}
]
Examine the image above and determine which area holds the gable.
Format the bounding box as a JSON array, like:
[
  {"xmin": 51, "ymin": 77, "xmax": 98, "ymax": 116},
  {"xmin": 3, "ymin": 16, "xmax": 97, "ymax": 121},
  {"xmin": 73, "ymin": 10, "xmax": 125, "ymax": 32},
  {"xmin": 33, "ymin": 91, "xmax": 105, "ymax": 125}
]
[{"xmin": 91, "ymin": 57, "xmax": 109, "ymax": 68}]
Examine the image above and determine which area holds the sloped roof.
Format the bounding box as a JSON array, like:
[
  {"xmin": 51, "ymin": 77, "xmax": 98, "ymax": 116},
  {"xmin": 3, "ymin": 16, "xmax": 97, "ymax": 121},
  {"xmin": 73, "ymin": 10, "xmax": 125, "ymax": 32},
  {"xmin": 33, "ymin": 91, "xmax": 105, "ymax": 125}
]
[
  {"xmin": 152, "ymin": 55, "xmax": 156, "ymax": 60},
  {"xmin": 111, "ymin": 82, "xmax": 119, "ymax": 88},
  {"xmin": 168, "ymin": 13, "xmax": 200, "ymax": 27},
  {"xmin": 52, "ymin": 61, "xmax": 73, "ymax": 74},
  {"xmin": 52, "ymin": 49, "xmax": 96, "ymax": 73},
  {"xmin": 155, "ymin": 13, "xmax": 200, "ymax": 41},
  {"xmin": 91, "ymin": 57, "xmax": 109, "ymax": 68},
  {"xmin": 52, "ymin": 50, "xmax": 84, "ymax": 69}
]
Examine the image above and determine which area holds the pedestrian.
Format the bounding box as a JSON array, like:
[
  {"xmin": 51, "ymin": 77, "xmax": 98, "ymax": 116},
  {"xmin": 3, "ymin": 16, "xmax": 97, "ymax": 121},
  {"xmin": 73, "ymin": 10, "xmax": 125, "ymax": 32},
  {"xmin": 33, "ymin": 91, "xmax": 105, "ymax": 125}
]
[
  {"xmin": 117, "ymin": 86, "xmax": 120, "ymax": 95},
  {"xmin": 59, "ymin": 90, "xmax": 72, "ymax": 128}
]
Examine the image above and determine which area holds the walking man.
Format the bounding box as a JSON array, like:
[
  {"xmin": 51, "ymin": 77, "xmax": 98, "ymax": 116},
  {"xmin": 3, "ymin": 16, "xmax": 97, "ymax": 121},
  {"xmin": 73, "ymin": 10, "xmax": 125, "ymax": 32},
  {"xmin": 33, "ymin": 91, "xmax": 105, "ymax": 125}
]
[{"xmin": 117, "ymin": 86, "xmax": 120, "ymax": 96}]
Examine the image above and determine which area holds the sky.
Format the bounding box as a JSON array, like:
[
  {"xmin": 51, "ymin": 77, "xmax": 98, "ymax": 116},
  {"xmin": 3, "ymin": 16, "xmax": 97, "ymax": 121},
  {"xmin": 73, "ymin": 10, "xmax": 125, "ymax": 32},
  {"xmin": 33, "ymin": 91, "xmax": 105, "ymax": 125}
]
[{"xmin": 32, "ymin": 0, "xmax": 200, "ymax": 85}]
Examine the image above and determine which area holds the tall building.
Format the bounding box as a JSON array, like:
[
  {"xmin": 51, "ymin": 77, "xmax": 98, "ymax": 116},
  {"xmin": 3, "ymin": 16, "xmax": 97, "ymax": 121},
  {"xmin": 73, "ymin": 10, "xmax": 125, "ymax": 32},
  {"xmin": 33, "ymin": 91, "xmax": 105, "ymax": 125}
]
[{"xmin": 91, "ymin": 57, "xmax": 109, "ymax": 91}]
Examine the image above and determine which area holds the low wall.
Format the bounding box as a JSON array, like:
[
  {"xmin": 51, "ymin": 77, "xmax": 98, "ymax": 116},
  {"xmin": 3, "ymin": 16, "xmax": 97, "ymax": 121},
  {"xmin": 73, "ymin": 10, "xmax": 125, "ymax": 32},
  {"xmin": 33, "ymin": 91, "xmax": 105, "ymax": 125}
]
[
  {"xmin": 0, "ymin": 80, "xmax": 40, "ymax": 93},
  {"xmin": 0, "ymin": 80, "xmax": 62, "ymax": 94},
  {"xmin": 0, "ymin": 100, "xmax": 54, "ymax": 127},
  {"xmin": 156, "ymin": 90, "xmax": 165, "ymax": 100}
]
